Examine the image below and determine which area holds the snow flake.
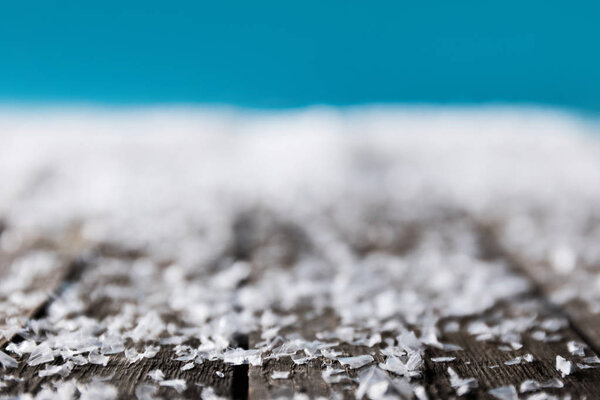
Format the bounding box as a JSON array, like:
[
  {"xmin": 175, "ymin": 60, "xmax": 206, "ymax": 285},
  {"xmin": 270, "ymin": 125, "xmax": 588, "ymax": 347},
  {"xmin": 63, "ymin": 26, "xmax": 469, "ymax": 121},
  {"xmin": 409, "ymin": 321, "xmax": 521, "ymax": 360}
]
[
  {"xmin": 447, "ymin": 367, "xmax": 477, "ymax": 396},
  {"xmin": 0, "ymin": 350, "xmax": 18, "ymax": 369},
  {"xmin": 488, "ymin": 385, "xmax": 518, "ymax": 400},
  {"xmin": 159, "ymin": 379, "xmax": 187, "ymax": 393},
  {"xmin": 147, "ymin": 369, "xmax": 164, "ymax": 381},
  {"xmin": 271, "ymin": 371, "xmax": 290, "ymax": 379},
  {"xmin": 555, "ymin": 356, "xmax": 574, "ymax": 377},
  {"xmin": 339, "ymin": 355, "xmax": 374, "ymax": 369}
]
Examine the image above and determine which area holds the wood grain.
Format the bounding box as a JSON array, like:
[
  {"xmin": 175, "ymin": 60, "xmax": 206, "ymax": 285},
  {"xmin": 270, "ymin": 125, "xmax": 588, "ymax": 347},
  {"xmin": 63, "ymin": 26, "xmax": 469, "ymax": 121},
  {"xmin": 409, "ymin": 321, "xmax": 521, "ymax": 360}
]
[
  {"xmin": 424, "ymin": 301, "xmax": 600, "ymax": 398},
  {"xmin": 0, "ymin": 228, "xmax": 87, "ymax": 348},
  {"xmin": 479, "ymin": 221, "xmax": 600, "ymax": 355},
  {"xmin": 3, "ymin": 213, "xmax": 600, "ymax": 398},
  {"xmin": 1, "ymin": 344, "xmax": 235, "ymax": 399}
]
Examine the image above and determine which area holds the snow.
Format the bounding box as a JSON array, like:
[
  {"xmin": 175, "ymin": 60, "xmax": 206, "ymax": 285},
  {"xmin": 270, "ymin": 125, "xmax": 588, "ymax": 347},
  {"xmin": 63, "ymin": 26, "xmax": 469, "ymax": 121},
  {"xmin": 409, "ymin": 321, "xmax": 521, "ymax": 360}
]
[
  {"xmin": 431, "ymin": 357, "xmax": 455, "ymax": 363},
  {"xmin": 20, "ymin": 379, "xmax": 119, "ymax": 400},
  {"xmin": 1, "ymin": 106, "xmax": 599, "ymax": 397},
  {"xmin": 135, "ymin": 384, "xmax": 158, "ymax": 400},
  {"xmin": 379, "ymin": 352, "xmax": 422, "ymax": 377},
  {"xmin": 526, "ymin": 393, "xmax": 561, "ymax": 400},
  {"xmin": 27, "ymin": 343, "xmax": 55, "ymax": 366},
  {"xmin": 504, "ymin": 355, "xmax": 533, "ymax": 366},
  {"xmin": 0, "ymin": 350, "xmax": 18, "ymax": 369},
  {"xmin": 88, "ymin": 352, "xmax": 110, "ymax": 366},
  {"xmin": 556, "ymin": 356, "xmax": 574, "ymax": 377},
  {"xmin": 489, "ymin": 385, "xmax": 518, "ymax": 400},
  {"xmin": 181, "ymin": 362, "xmax": 195, "ymax": 371},
  {"xmin": 159, "ymin": 379, "xmax": 187, "ymax": 393},
  {"xmin": 38, "ymin": 362, "xmax": 74, "ymax": 377},
  {"xmin": 271, "ymin": 371, "xmax": 290, "ymax": 379},
  {"xmin": 222, "ymin": 348, "xmax": 262, "ymax": 366},
  {"xmin": 447, "ymin": 367, "xmax": 478, "ymax": 396},
  {"xmin": 338, "ymin": 355, "xmax": 374, "ymax": 369},
  {"xmin": 519, "ymin": 378, "xmax": 563, "ymax": 393},
  {"xmin": 577, "ymin": 363, "xmax": 596, "ymax": 369},
  {"xmin": 355, "ymin": 366, "xmax": 414, "ymax": 399},
  {"xmin": 567, "ymin": 341, "xmax": 586, "ymax": 356},
  {"xmin": 201, "ymin": 387, "xmax": 227, "ymax": 400},
  {"xmin": 322, "ymin": 366, "xmax": 348, "ymax": 384},
  {"xmin": 147, "ymin": 369, "xmax": 164, "ymax": 381}
]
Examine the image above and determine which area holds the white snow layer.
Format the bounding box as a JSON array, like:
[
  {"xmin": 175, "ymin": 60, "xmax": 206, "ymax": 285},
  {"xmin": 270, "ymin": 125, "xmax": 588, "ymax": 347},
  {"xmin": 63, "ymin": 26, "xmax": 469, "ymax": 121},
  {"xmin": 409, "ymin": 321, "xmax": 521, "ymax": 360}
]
[{"xmin": 1, "ymin": 107, "xmax": 599, "ymax": 399}]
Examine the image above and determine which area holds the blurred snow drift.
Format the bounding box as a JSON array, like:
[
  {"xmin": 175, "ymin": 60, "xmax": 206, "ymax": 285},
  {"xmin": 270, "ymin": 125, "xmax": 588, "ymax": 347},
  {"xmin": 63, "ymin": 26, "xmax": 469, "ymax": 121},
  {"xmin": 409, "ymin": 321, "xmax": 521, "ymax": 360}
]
[{"xmin": 1, "ymin": 107, "xmax": 599, "ymax": 235}]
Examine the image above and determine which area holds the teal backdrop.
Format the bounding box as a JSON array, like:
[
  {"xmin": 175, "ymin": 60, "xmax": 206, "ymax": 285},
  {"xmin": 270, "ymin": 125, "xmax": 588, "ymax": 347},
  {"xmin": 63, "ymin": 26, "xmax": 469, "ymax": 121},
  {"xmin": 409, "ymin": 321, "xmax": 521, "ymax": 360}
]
[{"xmin": 1, "ymin": 1, "xmax": 599, "ymax": 110}]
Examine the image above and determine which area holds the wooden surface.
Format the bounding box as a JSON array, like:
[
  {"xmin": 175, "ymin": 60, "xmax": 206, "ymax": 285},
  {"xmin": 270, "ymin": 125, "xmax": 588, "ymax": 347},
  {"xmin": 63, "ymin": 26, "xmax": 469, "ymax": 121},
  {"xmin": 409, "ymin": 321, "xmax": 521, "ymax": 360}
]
[
  {"xmin": 0, "ymin": 230, "xmax": 85, "ymax": 349},
  {"xmin": 2, "ymin": 215, "xmax": 600, "ymax": 399},
  {"xmin": 2, "ymin": 344, "xmax": 236, "ymax": 399},
  {"xmin": 481, "ymin": 220, "xmax": 600, "ymax": 356}
]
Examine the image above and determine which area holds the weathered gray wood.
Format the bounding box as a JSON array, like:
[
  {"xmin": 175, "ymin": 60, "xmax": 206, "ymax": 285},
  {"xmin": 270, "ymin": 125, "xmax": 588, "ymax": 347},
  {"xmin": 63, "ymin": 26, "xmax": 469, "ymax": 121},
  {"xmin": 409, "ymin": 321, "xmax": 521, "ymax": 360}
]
[
  {"xmin": 4, "ymin": 211, "xmax": 600, "ymax": 399},
  {"xmin": 478, "ymin": 222, "xmax": 600, "ymax": 355},
  {"xmin": 249, "ymin": 355, "xmax": 332, "ymax": 399},
  {"xmin": 232, "ymin": 210, "xmax": 344, "ymax": 399},
  {"xmin": 1, "ymin": 242, "xmax": 240, "ymax": 399},
  {"xmin": 247, "ymin": 299, "xmax": 600, "ymax": 399},
  {"xmin": 561, "ymin": 300, "xmax": 600, "ymax": 354},
  {"xmin": 1, "ymin": 344, "xmax": 235, "ymax": 399},
  {"xmin": 248, "ymin": 310, "xmax": 377, "ymax": 400},
  {"xmin": 246, "ymin": 216, "xmax": 600, "ymax": 399},
  {"xmin": 0, "ymin": 230, "xmax": 86, "ymax": 348},
  {"xmin": 424, "ymin": 301, "xmax": 600, "ymax": 398}
]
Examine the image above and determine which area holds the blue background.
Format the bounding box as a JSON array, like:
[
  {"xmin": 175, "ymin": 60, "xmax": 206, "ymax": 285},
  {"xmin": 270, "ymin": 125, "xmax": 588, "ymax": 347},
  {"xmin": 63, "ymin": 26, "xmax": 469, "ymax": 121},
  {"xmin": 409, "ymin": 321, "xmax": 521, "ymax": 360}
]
[{"xmin": 1, "ymin": 1, "xmax": 599, "ymax": 110}]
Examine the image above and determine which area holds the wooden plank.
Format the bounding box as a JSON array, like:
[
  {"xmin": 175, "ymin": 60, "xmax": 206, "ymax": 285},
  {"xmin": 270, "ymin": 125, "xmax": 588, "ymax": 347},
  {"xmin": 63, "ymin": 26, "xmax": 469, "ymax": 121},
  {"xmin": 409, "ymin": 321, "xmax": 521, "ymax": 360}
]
[
  {"xmin": 232, "ymin": 210, "xmax": 343, "ymax": 398},
  {"xmin": 478, "ymin": 221, "xmax": 600, "ymax": 355},
  {"xmin": 247, "ymin": 300, "xmax": 600, "ymax": 399},
  {"xmin": 0, "ymin": 226, "xmax": 86, "ymax": 348},
  {"xmin": 249, "ymin": 352, "xmax": 334, "ymax": 399},
  {"xmin": 561, "ymin": 300, "xmax": 600, "ymax": 354},
  {"xmin": 424, "ymin": 300, "xmax": 600, "ymax": 398},
  {"xmin": 0, "ymin": 243, "xmax": 243, "ymax": 399},
  {"xmin": 245, "ymin": 213, "xmax": 600, "ymax": 399},
  {"xmin": 4, "ymin": 208, "xmax": 600, "ymax": 399},
  {"xmin": 235, "ymin": 210, "xmax": 367, "ymax": 399},
  {"xmin": 248, "ymin": 309, "xmax": 373, "ymax": 400},
  {"xmin": 1, "ymin": 344, "xmax": 235, "ymax": 399}
]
